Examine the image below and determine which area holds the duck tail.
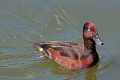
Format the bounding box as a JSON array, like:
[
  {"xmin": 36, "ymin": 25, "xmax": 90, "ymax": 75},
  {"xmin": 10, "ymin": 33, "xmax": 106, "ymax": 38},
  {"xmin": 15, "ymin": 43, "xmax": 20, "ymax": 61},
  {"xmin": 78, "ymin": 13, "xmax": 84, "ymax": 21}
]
[{"xmin": 33, "ymin": 42, "xmax": 50, "ymax": 57}]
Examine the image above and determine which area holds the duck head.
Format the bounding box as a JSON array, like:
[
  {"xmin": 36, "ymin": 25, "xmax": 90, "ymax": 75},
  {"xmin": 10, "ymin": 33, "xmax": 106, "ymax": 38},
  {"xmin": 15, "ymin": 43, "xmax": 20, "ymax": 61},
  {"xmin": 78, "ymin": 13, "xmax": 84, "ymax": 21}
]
[{"xmin": 83, "ymin": 21, "xmax": 104, "ymax": 49}]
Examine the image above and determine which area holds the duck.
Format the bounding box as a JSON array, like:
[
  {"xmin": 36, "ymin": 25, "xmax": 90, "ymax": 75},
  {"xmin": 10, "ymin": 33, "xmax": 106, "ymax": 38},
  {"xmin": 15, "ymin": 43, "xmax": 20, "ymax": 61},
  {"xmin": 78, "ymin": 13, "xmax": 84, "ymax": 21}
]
[{"xmin": 33, "ymin": 20, "xmax": 104, "ymax": 70}]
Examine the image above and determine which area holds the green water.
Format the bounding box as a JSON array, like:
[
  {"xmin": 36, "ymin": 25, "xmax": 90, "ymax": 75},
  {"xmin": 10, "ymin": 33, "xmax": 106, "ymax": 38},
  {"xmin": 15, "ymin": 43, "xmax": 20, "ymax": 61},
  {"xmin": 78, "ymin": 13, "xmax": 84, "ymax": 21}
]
[{"xmin": 0, "ymin": 0, "xmax": 120, "ymax": 80}]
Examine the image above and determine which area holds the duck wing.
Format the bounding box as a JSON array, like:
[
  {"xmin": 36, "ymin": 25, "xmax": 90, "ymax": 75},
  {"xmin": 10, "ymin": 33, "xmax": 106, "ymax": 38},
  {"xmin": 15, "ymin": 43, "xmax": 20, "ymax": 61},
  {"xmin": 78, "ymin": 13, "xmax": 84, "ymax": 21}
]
[{"xmin": 34, "ymin": 41, "xmax": 85, "ymax": 60}]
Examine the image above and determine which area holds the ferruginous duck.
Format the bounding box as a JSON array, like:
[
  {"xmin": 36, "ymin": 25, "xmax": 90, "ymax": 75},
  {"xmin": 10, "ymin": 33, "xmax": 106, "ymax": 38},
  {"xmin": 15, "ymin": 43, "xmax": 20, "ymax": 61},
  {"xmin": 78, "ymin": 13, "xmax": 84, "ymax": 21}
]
[{"xmin": 33, "ymin": 20, "xmax": 104, "ymax": 70}]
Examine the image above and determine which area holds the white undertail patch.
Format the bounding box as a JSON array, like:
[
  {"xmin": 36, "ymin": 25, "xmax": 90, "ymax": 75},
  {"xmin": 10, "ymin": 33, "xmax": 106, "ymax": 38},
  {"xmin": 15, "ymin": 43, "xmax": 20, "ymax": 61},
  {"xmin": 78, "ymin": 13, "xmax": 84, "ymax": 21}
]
[{"xmin": 39, "ymin": 47, "xmax": 43, "ymax": 52}]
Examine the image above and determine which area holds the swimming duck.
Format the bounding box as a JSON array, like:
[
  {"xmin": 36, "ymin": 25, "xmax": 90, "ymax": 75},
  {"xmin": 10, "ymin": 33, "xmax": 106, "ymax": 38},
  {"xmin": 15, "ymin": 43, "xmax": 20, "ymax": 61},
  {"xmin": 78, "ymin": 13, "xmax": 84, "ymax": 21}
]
[{"xmin": 33, "ymin": 21, "xmax": 104, "ymax": 70}]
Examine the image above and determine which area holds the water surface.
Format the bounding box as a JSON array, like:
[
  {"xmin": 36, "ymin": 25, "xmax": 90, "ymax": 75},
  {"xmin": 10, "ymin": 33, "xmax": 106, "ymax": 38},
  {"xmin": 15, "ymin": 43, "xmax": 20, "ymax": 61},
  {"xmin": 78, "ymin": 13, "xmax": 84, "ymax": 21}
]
[{"xmin": 0, "ymin": 0, "xmax": 119, "ymax": 80}]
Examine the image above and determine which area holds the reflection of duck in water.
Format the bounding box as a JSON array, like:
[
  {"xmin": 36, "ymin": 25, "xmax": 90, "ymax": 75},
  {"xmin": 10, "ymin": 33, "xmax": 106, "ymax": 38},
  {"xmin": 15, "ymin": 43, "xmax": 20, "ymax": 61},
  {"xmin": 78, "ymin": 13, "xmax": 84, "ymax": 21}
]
[
  {"xmin": 85, "ymin": 64, "xmax": 98, "ymax": 80},
  {"xmin": 62, "ymin": 64, "xmax": 98, "ymax": 80},
  {"xmin": 33, "ymin": 20, "xmax": 104, "ymax": 70}
]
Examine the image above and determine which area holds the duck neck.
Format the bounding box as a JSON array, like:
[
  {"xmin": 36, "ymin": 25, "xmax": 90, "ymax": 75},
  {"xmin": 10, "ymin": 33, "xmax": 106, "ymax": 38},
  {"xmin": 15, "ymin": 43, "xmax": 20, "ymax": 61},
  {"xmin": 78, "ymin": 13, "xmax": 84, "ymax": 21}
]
[
  {"xmin": 83, "ymin": 38, "xmax": 99, "ymax": 66},
  {"xmin": 84, "ymin": 38, "xmax": 96, "ymax": 50}
]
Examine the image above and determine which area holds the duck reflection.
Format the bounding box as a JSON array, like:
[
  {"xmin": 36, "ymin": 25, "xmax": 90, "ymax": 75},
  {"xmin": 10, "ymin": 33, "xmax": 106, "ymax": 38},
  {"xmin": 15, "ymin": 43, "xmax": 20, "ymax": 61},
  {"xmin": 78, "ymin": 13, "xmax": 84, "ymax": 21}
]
[
  {"xmin": 51, "ymin": 63, "xmax": 99, "ymax": 80},
  {"xmin": 85, "ymin": 64, "xmax": 98, "ymax": 80},
  {"xmin": 62, "ymin": 64, "xmax": 98, "ymax": 80},
  {"xmin": 32, "ymin": 57, "xmax": 99, "ymax": 80}
]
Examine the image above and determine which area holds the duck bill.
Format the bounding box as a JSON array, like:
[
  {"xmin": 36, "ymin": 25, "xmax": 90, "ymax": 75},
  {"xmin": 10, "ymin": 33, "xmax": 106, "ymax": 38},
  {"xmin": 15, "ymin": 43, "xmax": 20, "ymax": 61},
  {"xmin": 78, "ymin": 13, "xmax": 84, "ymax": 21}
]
[{"xmin": 93, "ymin": 32, "xmax": 104, "ymax": 46}]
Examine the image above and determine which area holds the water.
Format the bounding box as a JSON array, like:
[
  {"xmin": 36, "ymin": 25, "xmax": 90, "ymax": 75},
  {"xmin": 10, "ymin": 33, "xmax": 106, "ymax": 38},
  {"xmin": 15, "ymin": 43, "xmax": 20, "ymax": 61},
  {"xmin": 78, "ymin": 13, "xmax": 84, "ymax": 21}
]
[{"xmin": 0, "ymin": 0, "xmax": 119, "ymax": 80}]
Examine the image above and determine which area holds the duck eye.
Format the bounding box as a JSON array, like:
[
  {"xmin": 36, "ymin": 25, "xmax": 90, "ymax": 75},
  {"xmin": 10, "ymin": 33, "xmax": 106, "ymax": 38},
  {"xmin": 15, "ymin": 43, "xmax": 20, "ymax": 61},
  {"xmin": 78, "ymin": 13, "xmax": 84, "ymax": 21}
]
[{"xmin": 87, "ymin": 29, "xmax": 91, "ymax": 32}]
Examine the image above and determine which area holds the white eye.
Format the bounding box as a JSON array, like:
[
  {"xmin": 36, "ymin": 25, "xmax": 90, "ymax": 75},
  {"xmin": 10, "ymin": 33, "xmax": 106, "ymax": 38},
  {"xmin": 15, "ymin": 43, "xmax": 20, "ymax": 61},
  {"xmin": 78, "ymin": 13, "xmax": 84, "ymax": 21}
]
[{"xmin": 87, "ymin": 29, "xmax": 91, "ymax": 31}]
